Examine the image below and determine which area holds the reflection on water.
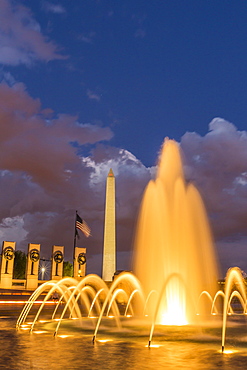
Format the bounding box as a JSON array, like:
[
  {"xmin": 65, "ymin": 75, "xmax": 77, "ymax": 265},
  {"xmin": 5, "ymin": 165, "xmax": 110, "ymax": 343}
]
[{"xmin": 1, "ymin": 317, "xmax": 247, "ymax": 370}]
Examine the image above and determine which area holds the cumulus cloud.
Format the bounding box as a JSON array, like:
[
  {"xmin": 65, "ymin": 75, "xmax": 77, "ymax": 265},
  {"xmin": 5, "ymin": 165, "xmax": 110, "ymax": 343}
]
[
  {"xmin": 180, "ymin": 118, "xmax": 247, "ymax": 275},
  {"xmin": 0, "ymin": 82, "xmax": 113, "ymax": 188},
  {"xmin": 0, "ymin": 0, "xmax": 66, "ymax": 66},
  {"xmin": 0, "ymin": 81, "xmax": 112, "ymax": 258},
  {"xmin": 0, "ymin": 215, "xmax": 27, "ymax": 243},
  {"xmin": 0, "ymin": 81, "xmax": 152, "ymax": 273}
]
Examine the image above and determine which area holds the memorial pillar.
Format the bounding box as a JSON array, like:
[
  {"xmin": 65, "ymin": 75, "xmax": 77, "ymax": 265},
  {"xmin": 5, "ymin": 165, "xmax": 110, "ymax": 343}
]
[
  {"xmin": 51, "ymin": 245, "xmax": 64, "ymax": 280},
  {"xmin": 73, "ymin": 247, "xmax": 86, "ymax": 278},
  {"xmin": 26, "ymin": 243, "xmax": 40, "ymax": 290},
  {"xmin": 0, "ymin": 241, "xmax": 16, "ymax": 289}
]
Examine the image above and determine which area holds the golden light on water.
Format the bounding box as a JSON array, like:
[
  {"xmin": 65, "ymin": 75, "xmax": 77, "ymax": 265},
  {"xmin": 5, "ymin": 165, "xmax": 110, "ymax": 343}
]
[
  {"xmin": 161, "ymin": 314, "xmax": 188, "ymax": 326},
  {"xmin": 97, "ymin": 339, "xmax": 113, "ymax": 343},
  {"xmin": 0, "ymin": 300, "xmax": 54, "ymax": 304},
  {"xmin": 219, "ymin": 349, "xmax": 239, "ymax": 355},
  {"xmin": 33, "ymin": 331, "xmax": 48, "ymax": 334}
]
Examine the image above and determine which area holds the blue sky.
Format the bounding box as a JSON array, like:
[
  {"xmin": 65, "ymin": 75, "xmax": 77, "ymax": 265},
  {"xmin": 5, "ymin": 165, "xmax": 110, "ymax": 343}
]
[
  {"xmin": 6, "ymin": 0, "xmax": 247, "ymax": 164},
  {"xmin": 0, "ymin": 0, "xmax": 247, "ymax": 277}
]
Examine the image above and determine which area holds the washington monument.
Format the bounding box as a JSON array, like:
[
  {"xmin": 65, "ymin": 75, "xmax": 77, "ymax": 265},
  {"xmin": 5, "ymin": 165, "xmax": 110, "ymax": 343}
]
[{"xmin": 102, "ymin": 168, "xmax": 116, "ymax": 281}]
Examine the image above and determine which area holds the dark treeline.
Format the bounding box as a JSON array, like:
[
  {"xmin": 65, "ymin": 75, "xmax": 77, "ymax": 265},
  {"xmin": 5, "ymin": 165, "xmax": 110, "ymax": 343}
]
[{"xmin": 13, "ymin": 250, "xmax": 73, "ymax": 279}]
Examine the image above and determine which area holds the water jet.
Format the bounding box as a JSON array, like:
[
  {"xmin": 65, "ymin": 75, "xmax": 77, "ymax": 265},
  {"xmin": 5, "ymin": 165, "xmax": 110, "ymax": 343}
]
[{"xmin": 133, "ymin": 139, "xmax": 219, "ymax": 326}]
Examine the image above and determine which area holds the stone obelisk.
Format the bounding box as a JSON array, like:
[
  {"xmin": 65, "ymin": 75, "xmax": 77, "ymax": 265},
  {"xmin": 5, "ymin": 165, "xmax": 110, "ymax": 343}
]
[{"xmin": 102, "ymin": 168, "xmax": 116, "ymax": 281}]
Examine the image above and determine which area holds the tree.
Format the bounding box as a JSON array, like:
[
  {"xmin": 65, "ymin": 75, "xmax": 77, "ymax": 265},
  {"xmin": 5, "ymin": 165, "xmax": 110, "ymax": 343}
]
[
  {"xmin": 13, "ymin": 250, "xmax": 27, "ymax": 279},
  {"xmin": 63, "ymin": 261, "xmax": 73, "ymax": 277}
]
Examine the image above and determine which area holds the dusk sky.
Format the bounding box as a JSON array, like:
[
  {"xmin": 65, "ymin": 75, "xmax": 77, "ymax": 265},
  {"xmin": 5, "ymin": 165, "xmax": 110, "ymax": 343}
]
[{"xmin": 0, "ymin": 0, "xmax": 247, "ymax": 278}]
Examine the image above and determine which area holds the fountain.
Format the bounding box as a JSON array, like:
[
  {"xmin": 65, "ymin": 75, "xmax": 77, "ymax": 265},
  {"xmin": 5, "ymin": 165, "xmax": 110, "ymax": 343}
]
[
  {"xmin": 133, "ymin": 138, "xmax": 219, "ymax": 325},
  {"xmin": 16, "ymin": 139, "xmax": 247, "ymax": 354}
]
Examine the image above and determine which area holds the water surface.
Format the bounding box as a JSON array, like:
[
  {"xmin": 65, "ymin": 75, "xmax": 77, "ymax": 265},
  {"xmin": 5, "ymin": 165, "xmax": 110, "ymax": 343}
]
[{"xmin": 1, "ymin": 316, "xmax": 247, "ymax": 370}]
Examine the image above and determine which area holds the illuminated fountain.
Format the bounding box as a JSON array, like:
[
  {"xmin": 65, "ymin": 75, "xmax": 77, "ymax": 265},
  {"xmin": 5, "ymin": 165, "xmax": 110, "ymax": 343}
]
[
  {"xmin": 133, "ymin": 139, "xmax": 219, "ymax": 326},
  {"xmin": 16, "ymin": 139, "xmax": 247, "ymax": 353}
]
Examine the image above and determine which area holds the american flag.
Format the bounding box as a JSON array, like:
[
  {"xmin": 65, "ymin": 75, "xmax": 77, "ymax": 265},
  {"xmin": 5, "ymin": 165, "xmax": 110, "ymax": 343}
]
[{"xmin": 76, "ymin": 213, "xmax": 91, "ymax": 238}]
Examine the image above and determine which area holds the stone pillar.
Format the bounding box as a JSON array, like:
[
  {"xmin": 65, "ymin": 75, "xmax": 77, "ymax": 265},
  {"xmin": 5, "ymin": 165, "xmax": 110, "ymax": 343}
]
[
  {"xmin": 26, "ymin": 243, "xmax": 40, "ymax": 290},
  {"xmin": 73, "ymin": 247, "xmax": 86, "ymax": 278},
  {"xmin": 0, "ymin": 241, "xmax": 16, "ymax": 289},
  {"xmin": 51, "ymin": 245, "xmax": 64, "ymax": 280},
  {"xmin": 102, "ymin": 168, "xmax": 116, "ymax": 281}
]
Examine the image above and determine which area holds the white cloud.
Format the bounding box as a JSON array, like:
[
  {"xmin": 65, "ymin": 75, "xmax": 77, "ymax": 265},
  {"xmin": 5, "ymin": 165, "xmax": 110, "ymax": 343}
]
[
  {"xmin": 42, "ymin": 1, "xmax": 66, "ymax": 14},
  {"xmin": 1, "ymin": 72, "xmax": 16, "ymax": 86},
  {"xmin": 87, "ymin": 89, "xmax": 101, "ymax": 102},
  {"xmin": 78, "ymin": 32, "xmax": 96, "ymax": 44},
  {"xmin": 0, "ymin": 0, "xmax": 66, "ymax": 66},
  {"xmin": 0, "ymin": 215, "xmax": 27, "ymax": 244},
  {"xmin": 83, "ymin": 148, "xmax": 150, "ymax": 187},
  {"xmin": 208, "ymin": 117, "xmax": 236, "ymax": 134}
]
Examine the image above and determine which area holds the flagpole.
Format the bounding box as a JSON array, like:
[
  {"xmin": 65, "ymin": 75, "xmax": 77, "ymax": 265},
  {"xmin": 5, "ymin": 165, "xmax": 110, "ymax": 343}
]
[
  {"xmin": 74, "ymin": 210, "xmax": 78, "ymax": 249},
  {"xmin": 73, "ymin": 210, "xmax": 78, "ymax": 271}
]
